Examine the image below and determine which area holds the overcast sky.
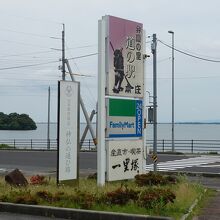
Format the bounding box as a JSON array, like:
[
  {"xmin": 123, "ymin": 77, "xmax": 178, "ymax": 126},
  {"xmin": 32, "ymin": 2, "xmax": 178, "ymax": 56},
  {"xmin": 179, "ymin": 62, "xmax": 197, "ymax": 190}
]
[{"xmin": 0, "ymin": 0, "xmax": 220, "ymax": 122}]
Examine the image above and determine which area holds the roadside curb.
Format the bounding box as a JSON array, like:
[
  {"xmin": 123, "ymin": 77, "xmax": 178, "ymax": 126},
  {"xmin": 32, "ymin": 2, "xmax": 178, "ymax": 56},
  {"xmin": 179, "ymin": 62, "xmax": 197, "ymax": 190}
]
[
  {"xmin": 180, "ymin": 189, "xmax": 207, "ymax": 220},
  {"xmin": 160, "ymin": 171, "xmax": 220, "ymax": 178},
  {"xmin": 0, "ymin": 202, "xmax": 173, "ymax": 220}
]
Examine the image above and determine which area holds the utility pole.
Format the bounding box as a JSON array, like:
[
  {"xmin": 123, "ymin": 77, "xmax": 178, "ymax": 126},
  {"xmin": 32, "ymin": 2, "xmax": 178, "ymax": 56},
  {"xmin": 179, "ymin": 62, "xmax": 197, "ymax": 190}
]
[
  {"xmin": 168, "ymin": 30, "xmax": 175, "ymax": 152},
  {"xmin": 151, "ymin": 34, "xmax": 157, "ymax": 172},
  {"xmin": 65, "ymin": 60, "xmax": 97, "ymax": 145},
  {"xmin": 47, "ymin": 86, "xmax": 51, "ymax": 150},
  {"xmin": 59, "ymin": 24, "xmax": 97, "ymax": 147},
  {"xmin": 62, "ymin": 24, "xmax": 65, "ymax": 80}
]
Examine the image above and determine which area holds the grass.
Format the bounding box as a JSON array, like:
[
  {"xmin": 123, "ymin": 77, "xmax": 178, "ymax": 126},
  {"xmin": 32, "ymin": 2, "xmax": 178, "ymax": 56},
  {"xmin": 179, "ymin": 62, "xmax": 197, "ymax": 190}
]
[
  {"xmin": 160, "ymin": 178, "xmax": 204, "ymax": 219},
  {"xmin": 0, "ymin": 174, "xmax": 205, "ymax": 220},
  {"xmin": 185, "ymin": 188, "xmax": 217, "ymax": 220}
]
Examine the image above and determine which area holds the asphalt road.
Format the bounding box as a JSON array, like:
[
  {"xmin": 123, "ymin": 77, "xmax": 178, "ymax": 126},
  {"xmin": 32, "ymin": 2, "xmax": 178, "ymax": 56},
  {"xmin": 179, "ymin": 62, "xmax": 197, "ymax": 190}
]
[
  {"xmin": 1, "ymin": 150, "xmax": 220, "ymax": 175},
  {"xmin": 0, "ymin": 150, "xmax": 97, "ymax": 176},
  {"xmin": 0, "ymin": 212, "xmax": 66, "ymax": 220}
]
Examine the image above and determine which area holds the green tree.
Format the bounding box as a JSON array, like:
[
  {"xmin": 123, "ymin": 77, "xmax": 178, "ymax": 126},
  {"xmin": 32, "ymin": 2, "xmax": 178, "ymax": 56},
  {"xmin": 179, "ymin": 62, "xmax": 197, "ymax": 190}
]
[{"xmin": 0, "ymin": 112, "xmax": 37, "ymax": 130}]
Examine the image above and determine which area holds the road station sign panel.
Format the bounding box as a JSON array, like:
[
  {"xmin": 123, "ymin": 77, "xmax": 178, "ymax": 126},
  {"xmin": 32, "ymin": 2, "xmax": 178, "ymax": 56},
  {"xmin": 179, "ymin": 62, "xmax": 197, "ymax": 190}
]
[
  {"xmin": 106, "ymin": 139, "xmax": 143, "ymax": 181},
  {"xmin": 106, "ymin": 15, "xmax": 144, "ymax": 98},
  {"xmin": 57, "ymin": 81, "xmax": 80, "ymax": 183},
  {"xmin": 106, "ymin": 98, "xmax": 143, "ymax": 138}
]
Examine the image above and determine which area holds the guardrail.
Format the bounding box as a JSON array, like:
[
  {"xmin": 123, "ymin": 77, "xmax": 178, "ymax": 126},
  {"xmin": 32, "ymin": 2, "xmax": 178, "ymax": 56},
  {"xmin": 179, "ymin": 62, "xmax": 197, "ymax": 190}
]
[
  {"xmin": 146, "ymin": 139, "xmax": 220, "ymax": 154},
  {"xmin": 0, "ymin": 139, "xmax": 96, "ymax": 151},
  {"xmin": 0, "ymin": 139, "xmax": 220, "ymax": 154}
]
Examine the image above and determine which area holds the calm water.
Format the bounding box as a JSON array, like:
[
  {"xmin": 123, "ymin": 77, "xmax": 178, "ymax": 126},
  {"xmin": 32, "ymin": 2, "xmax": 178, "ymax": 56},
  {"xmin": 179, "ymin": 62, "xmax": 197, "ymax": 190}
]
[{"xmin": 0, "ymin": 123, "xmax": 219, "ymax": 140}]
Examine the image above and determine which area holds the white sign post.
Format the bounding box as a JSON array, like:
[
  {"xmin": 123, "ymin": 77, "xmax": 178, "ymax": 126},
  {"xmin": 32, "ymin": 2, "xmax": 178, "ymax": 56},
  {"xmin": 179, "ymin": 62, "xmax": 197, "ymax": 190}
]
[{"xmin": 57, "ymin": 80, "xmax": 80, "ymax": 184}]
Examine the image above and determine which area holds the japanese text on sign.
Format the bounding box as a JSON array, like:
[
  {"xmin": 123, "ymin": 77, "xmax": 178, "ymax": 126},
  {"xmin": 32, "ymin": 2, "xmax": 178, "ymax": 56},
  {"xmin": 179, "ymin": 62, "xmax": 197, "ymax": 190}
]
[
  {"xmin": 108, "ymin": 16, "xmax": 144, "ymax": 98},
  {"xmin": 107, "ymin": 140, "xmax": 143, "ymax": 181}
]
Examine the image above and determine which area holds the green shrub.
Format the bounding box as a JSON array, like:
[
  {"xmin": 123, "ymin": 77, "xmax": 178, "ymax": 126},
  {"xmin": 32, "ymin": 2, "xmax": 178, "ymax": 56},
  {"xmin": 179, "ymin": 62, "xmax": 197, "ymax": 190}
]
[
  {"xmin": 14, "ymin": 194, "xmax": 38, "ymax": 205},
  {"xmin": 35, "ymin": 190, "xmax": 54, "ymax": 203},
  {"xmin": 208, "ymin": 151, "xmax": 218, "ymax": 155},
  {"xmin": 138, "ymin": 188, "xmax": 176, "ymax": 209},
  {"xmin": 87, "ymin": 172, "xmax": 97, "ymax": 180},
  {"xmin": 135, "ymin": 172, "xmax": 178, "ymax": 186},
  {"xmin": 103, "ymin": 186, "xmax": 140, "ymax": 206},
  {"xmin": 71, "ymin": 190, "xmax": 95, "ymax": 209},
  {"xmin": 0, "ymin": 144, "xmax": 12, "ymax": 149},
  {"xmin": 165, "ymin": 175, "xmax": 178, "ymax": 184}
]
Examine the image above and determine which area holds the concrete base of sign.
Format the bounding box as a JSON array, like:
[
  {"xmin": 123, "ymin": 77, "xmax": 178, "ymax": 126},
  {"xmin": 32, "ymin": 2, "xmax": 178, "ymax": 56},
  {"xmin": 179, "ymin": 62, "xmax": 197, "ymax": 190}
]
[{"xmin": 0, "ymin": 202, "xmax": 173, "ymax": 220}]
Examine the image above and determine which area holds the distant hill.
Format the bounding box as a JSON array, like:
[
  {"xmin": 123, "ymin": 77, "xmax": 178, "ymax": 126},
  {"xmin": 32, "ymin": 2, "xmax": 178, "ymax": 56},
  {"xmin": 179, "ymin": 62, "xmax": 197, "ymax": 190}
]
[
  {"xmin": 176, "ymin": 119, "xmax": 220, "ymax": 124},
  {"xmin": 0, "ymin": 112, "xmax": 37, "ymax": 130}
]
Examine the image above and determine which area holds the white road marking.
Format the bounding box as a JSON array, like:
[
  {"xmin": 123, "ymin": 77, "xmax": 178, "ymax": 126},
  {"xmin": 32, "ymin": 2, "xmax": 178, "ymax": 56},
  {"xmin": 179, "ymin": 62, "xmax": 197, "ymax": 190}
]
[{"xmin": 145, "ymin": 156, "xmax": 220, "ymax": 171}]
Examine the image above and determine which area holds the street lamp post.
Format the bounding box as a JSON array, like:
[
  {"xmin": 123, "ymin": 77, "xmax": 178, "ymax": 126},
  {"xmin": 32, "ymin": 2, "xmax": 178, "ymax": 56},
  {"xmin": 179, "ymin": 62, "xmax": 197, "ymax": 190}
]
[{"xmin": 168, "ymin": 30, "xmax": 175, "ymax": 152}]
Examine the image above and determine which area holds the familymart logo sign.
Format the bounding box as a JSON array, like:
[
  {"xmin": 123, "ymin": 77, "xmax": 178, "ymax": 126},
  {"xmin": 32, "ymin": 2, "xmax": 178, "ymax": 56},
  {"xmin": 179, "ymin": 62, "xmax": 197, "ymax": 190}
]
[{"xmin": 106, "ymin": 98, "xmax": 142, "ymax": 138}]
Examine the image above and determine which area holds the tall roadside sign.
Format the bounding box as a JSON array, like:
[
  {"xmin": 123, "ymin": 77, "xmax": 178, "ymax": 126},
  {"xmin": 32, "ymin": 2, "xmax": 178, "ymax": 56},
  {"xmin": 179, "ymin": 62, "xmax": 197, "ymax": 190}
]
[
  {"xmin": 98, "ymin": 15, "xmax": 146, "ymax": 185},
  {"xmin": 57, "ymin": 81, "xmax": 80, "ymax": 185}
]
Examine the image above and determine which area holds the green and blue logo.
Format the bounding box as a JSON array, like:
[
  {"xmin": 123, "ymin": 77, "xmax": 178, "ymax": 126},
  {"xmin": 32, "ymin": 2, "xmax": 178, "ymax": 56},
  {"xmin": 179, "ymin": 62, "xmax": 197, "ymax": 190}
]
[{"xmin": 107, "ymin": 98, "xmax": 142, "ymax": 138}]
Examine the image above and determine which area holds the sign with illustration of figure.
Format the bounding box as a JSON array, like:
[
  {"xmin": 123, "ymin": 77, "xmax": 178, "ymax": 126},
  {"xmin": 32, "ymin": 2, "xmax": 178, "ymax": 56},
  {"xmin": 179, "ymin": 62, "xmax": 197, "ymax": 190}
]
[
  {"xmin": 106, "ymin": 139, "xmax": 143, "ymax": 181},
  {"xmin": 106, "ymin": 98, "xmax": 142, "ymax": 138},
  {"xmin": 106, "ymin": 16, "xmax": 144, "ymax": 98},
  {"xmin": 57, "ymin": 81, "xmax": 80, "ymax": 184}
]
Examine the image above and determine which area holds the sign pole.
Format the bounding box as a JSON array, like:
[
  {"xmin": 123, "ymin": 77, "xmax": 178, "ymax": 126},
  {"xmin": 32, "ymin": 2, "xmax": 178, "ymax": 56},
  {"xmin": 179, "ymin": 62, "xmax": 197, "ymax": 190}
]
[{"xmin": 97, "ymin": 17, "xmax": 107, "ymax": 186}]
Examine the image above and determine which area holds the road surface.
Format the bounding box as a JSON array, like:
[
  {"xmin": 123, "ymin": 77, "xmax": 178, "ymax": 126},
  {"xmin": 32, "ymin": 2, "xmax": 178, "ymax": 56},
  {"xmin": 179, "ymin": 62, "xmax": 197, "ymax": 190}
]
[{"xmin": 1, "ymin": 150, "xmax": 220, "ymax": 175}]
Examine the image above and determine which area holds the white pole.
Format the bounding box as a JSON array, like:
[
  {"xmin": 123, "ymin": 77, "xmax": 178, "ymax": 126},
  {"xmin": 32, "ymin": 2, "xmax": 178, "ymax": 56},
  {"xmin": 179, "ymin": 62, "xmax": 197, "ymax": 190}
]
[{"xmin": 97, "ymin": 17, "xmax": 106, "ymax": 186}]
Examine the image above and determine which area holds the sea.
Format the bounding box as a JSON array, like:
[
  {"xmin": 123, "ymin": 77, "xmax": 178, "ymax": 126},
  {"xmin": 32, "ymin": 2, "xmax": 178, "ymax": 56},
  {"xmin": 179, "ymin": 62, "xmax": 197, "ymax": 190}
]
[{"xmin": 0, "ymin": 122, "xmax": 219, "ymax": 141}]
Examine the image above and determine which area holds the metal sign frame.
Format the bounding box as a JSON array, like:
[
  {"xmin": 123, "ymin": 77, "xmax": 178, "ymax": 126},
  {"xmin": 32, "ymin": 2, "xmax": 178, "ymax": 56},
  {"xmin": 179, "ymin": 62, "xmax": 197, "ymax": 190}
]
[{"xmin": 98, "ymin": 15, "xmax": 146, "ymax": 185}]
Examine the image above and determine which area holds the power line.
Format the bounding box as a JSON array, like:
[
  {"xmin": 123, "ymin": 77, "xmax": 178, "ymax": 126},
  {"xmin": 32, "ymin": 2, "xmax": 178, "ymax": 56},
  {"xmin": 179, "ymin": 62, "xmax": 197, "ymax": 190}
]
[
  {"xmin": 0, "ymin": 28, "xmax": 57, "ymax": 39},
  {"xmin": 0, "ymin": 57, "xmax": 58, "ymax": 62},
  {"xmin": 68, "ymin": 52, "xmax": 98, "ymax": 60},
  {"xmin": 67, "ymin": 44, "xmax": 97, "ymax": 50},
  {"xmin": 65, "ymin": 43, "xmax": 97, "ymax": 105},
  {"xmin": 147, "ymin": 57, "xmax": 171, "ymax": 65},
  {"xmin": 147, "ymin": 75, "xmax": 220, "ymax": 80},
  {"xmin": 0, "ymin": 50, "xmax": 59, "ymax": 58},
  {"xmin": 0, "ymin": 60, "xmax": 60, "ymax": 71},
  {"xmin": 0, "ymin": 77, "xmax": 59, "ymax": 81},
  {"xmin": 0, "ymin": 85, "xmax": 57, "ymax": 88},
  {"xmin": 158, "ymin": 40, "xmax": 220, "ymax": 63},
  {"xmin": 0, "ymin": 52, "xmax": 98, "ymax": 71},
  {"xmin": 0, "ymin": 39, "xmax": 53, "ymax": 49}
]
